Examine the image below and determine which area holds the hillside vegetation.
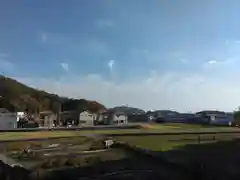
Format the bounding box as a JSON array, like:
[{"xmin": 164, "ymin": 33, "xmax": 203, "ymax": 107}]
[{"xmin": 0, "ymin": 75, "xmax": 106, "ymax": 113}]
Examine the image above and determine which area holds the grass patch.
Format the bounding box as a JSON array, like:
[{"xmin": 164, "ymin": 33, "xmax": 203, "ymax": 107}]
[
  {"xmin": 114, "ymin": 133, "xmax": 240, "ymax": 151},
  {"xmin": 1, "ymin": 136, "xmax": 92, "ymax": 152},
  {"xmin": 0, "ymin": 123, "xmax": 237, "ymax": 141},
  {"xmin": 0, "ymin": 131, "xmax": 80, "ymax": 141},
  {"xmin": 34, "ymin": 149, "xmax": 128, "ymax": 170},
  {"xmin": 114, "ymin": 135, "xmax": 191, "ymax": 151}
]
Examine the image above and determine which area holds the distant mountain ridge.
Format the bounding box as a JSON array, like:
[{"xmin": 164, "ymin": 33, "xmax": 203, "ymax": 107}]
[
  {"xmin": 107, "ymin": 106, "xmax": 145, "ymax": 115},
  {"xmin": 0, "ymin": 75, "xmax": 106, "ymax": 113}
]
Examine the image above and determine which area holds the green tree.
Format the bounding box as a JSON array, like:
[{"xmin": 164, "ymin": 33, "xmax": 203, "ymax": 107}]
[{"xmin": 234, "ymin": 107, "xmax": 240, "ymax": 124}]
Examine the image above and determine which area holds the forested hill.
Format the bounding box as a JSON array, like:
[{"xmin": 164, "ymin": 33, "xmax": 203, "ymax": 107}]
[{"xmin": 0, "ymin": 75, "xmax": 106, "ymax": 113}]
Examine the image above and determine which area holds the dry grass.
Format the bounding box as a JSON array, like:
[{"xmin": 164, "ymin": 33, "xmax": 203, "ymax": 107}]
[
  {"xmin": 0, "ymin": 123, "xmax": 237, "ymax": 141},
  {"xmin": 0, "ymin": 131, "xmax": 80, "ymax": 140}
]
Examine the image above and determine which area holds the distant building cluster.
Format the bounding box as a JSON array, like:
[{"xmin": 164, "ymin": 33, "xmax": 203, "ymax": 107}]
[
  {"xmin": 0, "ymin": 107, "xmax": 235, "ymax": 130},
  {"xmin": 147, "ymin": 110, "xmax": 234, "ymax": 126}
]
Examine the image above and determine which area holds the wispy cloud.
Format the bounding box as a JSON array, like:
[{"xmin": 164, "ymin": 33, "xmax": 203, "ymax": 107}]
[
  {"xmin": 40, "ymin": 32, "xmax": 48, "ymax": 42},
  {"xmin": 207, "ymin": 60, "xmax": 217, "ymax": 65},
  {"xmin": 95, "ymin": 19, "xmax": 115, "ymax": 28},
  {"xmin": 16, "ymin": 71, "xmax": 240, "ymax": 112},
  {"xmin": 107, "ymin": 60, "xmax": 115, "ymax": 72},
  {"xmin": 60, "ymin": 63, "xmax": 69, "ymax": 72}
]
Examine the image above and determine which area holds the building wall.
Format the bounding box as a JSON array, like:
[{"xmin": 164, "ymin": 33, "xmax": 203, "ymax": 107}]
[
  {"xmin": 43, "ymin": 114, "xmax": 56, "ymax": 127},
  {"xmin": 0, "ymin": 113, "xmax": 17, "ymax": 129},
  {"xmin": 208, "ymin": 114, "xmax": 233, "ymax": 126},
  {"xmin": 79, "ymin": 111, "xmax": 96, "ymax": 126},
  {"xmin": 16, "ymin": 112, "xmax": 25, "ymax": 122},
  {"xmin": 112, "ymin": 114, "xmax": 128, "ymax": 124},
  {"xmin": 60, "ymin": 111, "xmax": 78, "ymax": 126}
]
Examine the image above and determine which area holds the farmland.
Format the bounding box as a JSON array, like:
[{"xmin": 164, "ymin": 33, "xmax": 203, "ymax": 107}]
[
  {"xmin": 0, "ymin": 123, "xmax": 238, "ymax": 141},
  {"xmin": 0, "ymin": 123, "xmax": 240, "ymax": 179},
  {"xmin": 113, "ymin": 133, "xmax": 240, "ymax": 151}
]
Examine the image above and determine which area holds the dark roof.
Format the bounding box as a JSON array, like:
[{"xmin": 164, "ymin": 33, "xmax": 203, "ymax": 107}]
[
  {"xmin": 178, "ymin": 113, "xmax": 196, "ymax": 118},
  {"xmin": 107, "ymin": 106, "xmax": 145, "ymax": 115},
  {"xmin": 102, "ymin": 110, "xmax": 126, "ymax": 116},
  {"xmin": 154, "ymin": 110, "xmax": 179, "ymax": 117},
  {"xmin": 196, "ymin": 110, "xmax": 226, "ymax": 116}
]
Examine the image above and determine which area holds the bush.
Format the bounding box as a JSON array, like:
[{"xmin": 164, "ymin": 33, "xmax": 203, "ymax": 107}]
[
  {"xmin": 65, "ymin": 158, "xmax": 77, "ymax": 166},
  {"xmin": 52, "ymin": 158, "xmax": 67, "ymax": 168},
  {"xmin": 41, "ymin": 159, "xmax": 54, "ymax": 169}
]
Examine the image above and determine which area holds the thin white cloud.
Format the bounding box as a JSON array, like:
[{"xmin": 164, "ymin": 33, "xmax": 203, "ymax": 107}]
[
  {"xmin": 207, "ymin": 60, "xmax": 217, "ymax": 65},
  {"xmin": 107, "ymin": 60, "xmax": 115, "ymax": 72},
  {"xmin": 60, "ymin": 63, "xmax": 69, "ymax": 72},
  {"xmin": 15, "ymin": 71, "xmax": 240, "ymax": 112}
]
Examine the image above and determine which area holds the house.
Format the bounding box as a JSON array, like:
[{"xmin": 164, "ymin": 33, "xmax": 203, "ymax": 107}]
[
  {"xmin": 95, "ymin": 110, "xmax": 128, "ymax": 125},
  {"xmin": 128, "ymin": 114, "xmax": 148, "ymax": 123},
  {"xmin": 0, "ymin": 112, "xmax": 19, "ymax": 129},
  {"xmin": 39, "ymin": 111, "xmax": 57, "ymax": 128},
  {"xmin": 151, "ymin": 110, "xmax": 208, "ymax": 124},
  {"xmin": 151, "ymin": 110, "xmax": 180, "ymax": 122},
  {"xmin": 94, "ymin": 109, "xmax": 107, "ymax": 125},
  {"xmin": 114, "ymin": 112, "xmax": 128, "ymax": 124},
  {"xmin": 106, "ymin": 111, "xmax": 128, "ymax": 125},
  {"xmin": 146, "ymin": 111, "xmax": 155, "ymax": 122},
  {"xmin": 60, "ymin": 110, "xmax": 78, "ymax": 126},
  {"xmin": 79, "ymin": 110, "xmax": 97, "ymax": 126},
  {"xmin": 196, "ymin": 111, "xmax": 233, "ymax": 126}
]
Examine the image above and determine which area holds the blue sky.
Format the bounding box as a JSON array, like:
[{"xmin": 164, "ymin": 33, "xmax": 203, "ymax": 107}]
[{"xmin": 1, "ymin": 0, "xmax": 240, "ymax": 112}]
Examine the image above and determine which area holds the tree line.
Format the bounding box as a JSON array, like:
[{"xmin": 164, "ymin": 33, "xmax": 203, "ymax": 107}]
[{"xmin": 0, "ymin": 75, "xmax": 106, "ymax": 114}]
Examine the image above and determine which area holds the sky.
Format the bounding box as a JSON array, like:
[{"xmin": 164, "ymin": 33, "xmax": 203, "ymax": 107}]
[{"xmin": 1, "ymin": 0, "xmax": 240, "ymax": 112}]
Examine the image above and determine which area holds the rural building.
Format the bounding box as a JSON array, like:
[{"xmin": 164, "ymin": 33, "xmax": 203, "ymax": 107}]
[
  {"xmin": 94, "ymin": 110, "xmax": 107, "ymax": 125},
  {"xmin": 108, "ymin": 111, "xmax": 128, "ymax": 124},
  {"xmin": 128, "ymin": 114, "xmax": 148, "ymax": 123},
  {"xmin": 0, "ymin": 112, "xmax": 25, "ymax": 129},
  {"xmin": 79, "ymin": 110, "xmax": 97, "ymax": 126},
  {"xmin": 152, "ymin": 110, "xmax": 208, "ymax": 124},
  {"xmin": 95, "ymin": 110, "xmax": 128, "ymax": 125},
  {"xmin": 39, "ymin": 111, "xmax": 57, "ymax": 128},
  {"xmin": 60, "ymin": 110, "xmax": 78, "ymax": 126},
  {"xmin": 196, "ymin": 111, "xmax": 233, "ymax": 126},
  {"xmin": 113, "ymin": 113, "xmax": 128, "ymax": 124}
]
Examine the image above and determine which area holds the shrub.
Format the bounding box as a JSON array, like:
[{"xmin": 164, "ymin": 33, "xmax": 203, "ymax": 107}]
[{"xmin": 41, "ymin": 159, "xmax": 54, "ymax": 169}]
